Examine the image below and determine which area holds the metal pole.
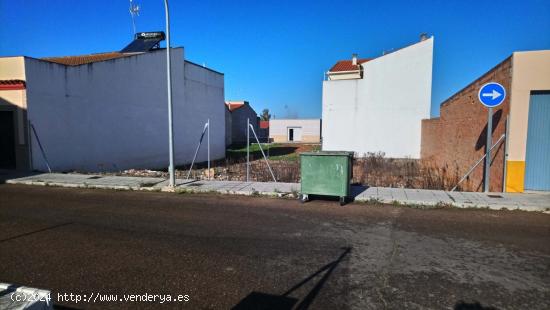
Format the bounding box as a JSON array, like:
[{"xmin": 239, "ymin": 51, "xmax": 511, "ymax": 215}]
[
  {"xmin": 249, "ymin": 124, "xmax": 277, "ymax": 182},
  {"xmin": 207, "ymin": 118, "xmax": 210, "ymax": 180},
  {"xmin": 186, "ymin": 122, "xmax": 208, "ymax": 180},
  {"xmin": 451, "ymin": 134, "xmax": 505, "ymax": 192},
  {"xmin": 246, "ymin": 118, "xmax": 250, "ymax": 182},
  {"xmin": 164, "ymin": 0, "xmax": 175, "ymax": 187},
  {"xmin": 484, "ymin": 107, "xmax": 493, "ymax": 192}
]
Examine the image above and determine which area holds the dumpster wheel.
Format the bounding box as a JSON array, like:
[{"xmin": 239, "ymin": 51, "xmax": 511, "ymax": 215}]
[
  {"xmin": 339, "ymin": 197, "xmax": 346, "ymax": 206},
  {"xmin": 300, "ymin": 194, "xmax": 309, "ymax": 203}
]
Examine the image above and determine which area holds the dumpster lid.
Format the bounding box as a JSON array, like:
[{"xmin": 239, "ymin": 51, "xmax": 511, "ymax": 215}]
[{"xmin": 300, "ymin": 151, "xmax": 354, "ymax": 156}]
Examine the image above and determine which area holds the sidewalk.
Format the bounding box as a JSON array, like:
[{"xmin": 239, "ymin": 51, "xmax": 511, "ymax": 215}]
[{"xmin": 5, "ymin": 173, "xmax": 550, "ymax": 212}]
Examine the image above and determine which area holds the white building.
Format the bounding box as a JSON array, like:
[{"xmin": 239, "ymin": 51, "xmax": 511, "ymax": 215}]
[
  {"xmin": 269, "ymin": 119, "xmax": 321, "ymax": 143},
  {"xmin": 322, "ymin": 36, "xmax": 434, "ymax": 158},
  {"xmin": 0, "ymin": 32, "xmax": 225, "ymax": 172}
]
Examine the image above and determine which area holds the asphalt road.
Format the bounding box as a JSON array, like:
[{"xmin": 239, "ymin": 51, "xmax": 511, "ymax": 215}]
[{"xmin": 0, "ymin": 184, "xmax": 549, "ymax": 309}]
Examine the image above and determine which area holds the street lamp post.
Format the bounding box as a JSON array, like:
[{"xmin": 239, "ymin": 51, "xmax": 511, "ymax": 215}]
[{"xmin": 164, "ymin": 0, "xmax": 175, "ymax": 187}]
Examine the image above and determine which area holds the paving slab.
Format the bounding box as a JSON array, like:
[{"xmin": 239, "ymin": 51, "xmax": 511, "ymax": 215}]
[{"xmin": 5, "ymin": 173, "xmax": 549, "ymax": 212}]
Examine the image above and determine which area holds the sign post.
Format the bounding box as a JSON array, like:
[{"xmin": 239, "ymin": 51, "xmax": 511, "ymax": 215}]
[{"xmin": 478, "ymin": 82, "xmax": 506, "ymax": 192}]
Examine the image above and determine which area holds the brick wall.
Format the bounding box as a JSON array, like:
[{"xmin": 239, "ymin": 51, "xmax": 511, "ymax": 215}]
[{"xmin": 421, "ymin": 57, "xmax": 512, "ymax": 192}]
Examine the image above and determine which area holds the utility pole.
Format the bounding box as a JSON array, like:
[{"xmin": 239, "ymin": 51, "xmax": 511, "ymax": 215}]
[{"xmin": 164, "ymin": 0, "xmax": 175, "ymax": 187}]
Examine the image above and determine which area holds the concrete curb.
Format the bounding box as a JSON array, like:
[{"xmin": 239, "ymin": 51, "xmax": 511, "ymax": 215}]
[{"xmin": 5, "ymin": 173, "xmax": 549, "ymax": 212}]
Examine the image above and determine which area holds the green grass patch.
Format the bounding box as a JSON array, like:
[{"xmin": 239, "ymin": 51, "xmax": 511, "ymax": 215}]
[{"xmin": 226, "ymin": 143, "xmax": 319, "ymax": 162}]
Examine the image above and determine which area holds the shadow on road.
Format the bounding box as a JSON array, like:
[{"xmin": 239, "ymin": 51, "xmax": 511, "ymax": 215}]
[
  {"xmin": 232, "ymin": 247, "xmax": 352, "ymax": 310},
  {"xmin": 0, "ymin": 222, "xmax": 73, "ymax": 243}
]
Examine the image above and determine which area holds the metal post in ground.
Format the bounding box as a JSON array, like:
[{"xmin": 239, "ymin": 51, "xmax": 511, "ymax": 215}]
[
  {"xmin": 484, "ymin": 107, "xmax": 493, "ymax": 192},
  {"xmin": 186, "ymin": 122, "xmax": 208, "ymax": 180},
  {"xmin": 249, "ymin": 124, "xmax": 277, "ymax": 182},
  {"xmin": 207, "ymin": 118, "xmax": 210, "ymax": 180},
  {"xmin": 164, "ymin": 0, "xmax": 175, "ymax": 188}
]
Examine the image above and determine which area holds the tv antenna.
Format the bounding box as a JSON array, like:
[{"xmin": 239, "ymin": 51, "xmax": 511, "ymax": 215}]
[{"xmin": 129, "ymin": 0, "xmax": 140, "ymax": 36}]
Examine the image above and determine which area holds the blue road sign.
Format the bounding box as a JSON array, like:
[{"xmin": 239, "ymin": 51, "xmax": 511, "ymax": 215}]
[{"xmin": 478, "ymin": 82, "xmax": 506, "ymax": 108}]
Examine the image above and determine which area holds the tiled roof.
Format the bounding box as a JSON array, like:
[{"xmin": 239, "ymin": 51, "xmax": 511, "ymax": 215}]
[
  {"xmin": 0, "ymin": 79, "xmax": 26, "ymax": 90},
  {"xmin": 41, "ymin": 52, "xmax": 135, "ymax": 66},
  {"xmin": 225, "ymin": 101, "xmax": 246, "ymax": 112},
  {"xmin": 328, "ymin": 58, "xmax": 372, "ymax": 72}
]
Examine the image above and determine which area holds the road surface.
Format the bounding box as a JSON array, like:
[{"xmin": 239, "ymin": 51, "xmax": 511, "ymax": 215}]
[{"xmin": 0, "ymin": 184, "xmax": 549, "ymax": 309}]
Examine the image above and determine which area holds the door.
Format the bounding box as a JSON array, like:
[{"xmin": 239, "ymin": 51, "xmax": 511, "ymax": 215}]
[
  {"xmin": 524, "ymin": 92, "xmax": 550, "ymax": 191},
  {"xmin": 0, "ymin": 111, "xmax": 16, "ymax": 169},
  {"xmin": 288, "ymin": 127, "xmax": 302, "ymax": 142},
  {"xmin": 293, "ymin": 127, "xmax": 303, "ymax": 142}
]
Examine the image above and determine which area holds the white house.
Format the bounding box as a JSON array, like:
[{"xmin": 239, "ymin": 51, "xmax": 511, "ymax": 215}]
[
  {"xmin": 0, "ymin": 32, "xmax": 225, "ymax": 172},
  {"xmin": 322, "ymin": 35, "xmax": 434, "ymax": 158},
  {"xmin": 269, "ymin": 119, "xmax": 321, "ymax": 143}
]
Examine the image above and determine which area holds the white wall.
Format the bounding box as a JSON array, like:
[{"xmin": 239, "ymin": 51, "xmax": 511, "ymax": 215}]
[
  {"xmin": 269, "ymin": 119, "xmax": 321, "ymax": 139},
  {"xmin": 183, "ymin": 61, "xmax": 225, "ymax": 164},
  {"xmin": 24, "ymin": 49, "xmax": 225, "ymax": 172},
  {"xmin": 322, "ymin": 38, "xmax": 433, "ymax": 158}
]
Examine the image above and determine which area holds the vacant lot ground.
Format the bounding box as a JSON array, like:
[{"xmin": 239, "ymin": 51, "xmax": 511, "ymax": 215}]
[
  {"xmin": 96, "ymin": 145, "xmax": 467, "ymax": 190},
  {"xmin": 1, "ymin": 184, "xmax": 548, "ymax": 309}
]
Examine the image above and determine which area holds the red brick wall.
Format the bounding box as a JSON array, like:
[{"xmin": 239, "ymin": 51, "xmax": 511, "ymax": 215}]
[
  {"xmin": 420, "ymin": 118, "xmax": 441, "ymax": 159},
  {"xmin": 421, "ymin": 57, "xmax": 512, "ymax": 192}
]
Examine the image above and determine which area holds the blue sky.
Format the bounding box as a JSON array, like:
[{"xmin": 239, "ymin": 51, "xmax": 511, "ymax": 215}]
[{"xmin": 1, "ymin": 0, "xmax": 549, "ymax": 118}]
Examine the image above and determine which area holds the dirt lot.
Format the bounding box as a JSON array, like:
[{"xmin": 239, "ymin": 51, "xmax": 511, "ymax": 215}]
[{"xmin": 71, "ymin": 144, "xmax": 470, "ymax": 190}]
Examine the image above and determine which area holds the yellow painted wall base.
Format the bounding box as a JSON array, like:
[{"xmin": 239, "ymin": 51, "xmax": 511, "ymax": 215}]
[{"xmin": 506, "ymin": 161, "xmax": 525, "ymax": 193}]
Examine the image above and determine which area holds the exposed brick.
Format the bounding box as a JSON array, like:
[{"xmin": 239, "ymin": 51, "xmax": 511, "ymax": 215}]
[{"xmin": 421, "ymin": 57, "xmax": 512, "ymax": 192}]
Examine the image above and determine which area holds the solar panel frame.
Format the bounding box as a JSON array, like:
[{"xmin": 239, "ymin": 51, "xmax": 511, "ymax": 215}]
[{"xmin": 120, "ymin": 31, "xmax": 165, "ymax": 53}]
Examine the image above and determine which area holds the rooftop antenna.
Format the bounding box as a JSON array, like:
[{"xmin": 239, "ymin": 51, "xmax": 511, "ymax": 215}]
[{"xmin": 129, "ymin": 0, "xmax": 140, "ymax": 37}]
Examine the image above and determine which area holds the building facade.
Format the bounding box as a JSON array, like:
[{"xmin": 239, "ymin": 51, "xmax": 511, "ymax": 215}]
[
  {"xmin": 421, "ymin": 50, "xmax": 550, "ymax": 192},
  {"xmin": 322, "ymin": 36, "xmax": 433, "ymax": 158},
  {"xmin": 224, "ymin": 104, "xmax": 233, "ymax": 146},
  {"xmin": 269, "ymin": 119, "xmax": 321, "ymax": 143},
  {"xmin": 225, "ymin": 101, "xmax": 258, "ymax": 145},
  {"xmin": 0, "ymin": 39, "xmax": 225, "ymax": 172}
]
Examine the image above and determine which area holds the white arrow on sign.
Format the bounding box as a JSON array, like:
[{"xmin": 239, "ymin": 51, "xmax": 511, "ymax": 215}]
[{"xmin": 481, "ymin": 90, "xmax": 502, "ymax": 100}]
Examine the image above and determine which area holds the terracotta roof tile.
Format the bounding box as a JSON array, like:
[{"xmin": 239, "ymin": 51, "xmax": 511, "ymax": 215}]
[
  {"xmin": 41, "ymin": 52, "xmax": 135, "ymax": 66},
  {"xmin": 225, "ymin": 101, "xmax": 246, "ymax": 112},
  {"xmin": 329, "ymin": 58, "xmax": 372, "ymax": 72},
  {"xmin": 0, "ymin": 79, "xmax": 25, "ymax": 90}
]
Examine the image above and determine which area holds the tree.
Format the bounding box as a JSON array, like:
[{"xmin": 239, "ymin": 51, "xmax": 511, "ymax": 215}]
[{"xmin": 261, "ymin": 109, "xmax": 271, "ymax": 121}]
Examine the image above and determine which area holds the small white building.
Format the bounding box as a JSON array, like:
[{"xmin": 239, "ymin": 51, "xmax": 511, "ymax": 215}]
[
  {"xmin": 322, "ymin": 36, "xmax": 434, "ymax": 158},
  {"xmin": 269, "ymin": 119, "xmax": 321, "ymax": 143},
  {"xmin": 0, "ymin": 32, "xmax": 225, "ymax": 172}
]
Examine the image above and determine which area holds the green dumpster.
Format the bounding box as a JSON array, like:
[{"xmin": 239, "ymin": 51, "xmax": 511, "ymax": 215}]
[{"xmin": 299, "ymin": 151, "xmax": 354, "ymax": 205}]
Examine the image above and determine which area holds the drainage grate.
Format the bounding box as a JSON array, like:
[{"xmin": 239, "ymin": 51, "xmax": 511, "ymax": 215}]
[
  {"xmin": 187, "ymin": 183, "xmax": 203, "ymax": 187},
  {"xmin": 487, "ymin": 194, "xmax": 503, "ymax": 198},
  {"xmin": 87, "ymin": 176, "xmax": 103, "ymax": 179}
]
